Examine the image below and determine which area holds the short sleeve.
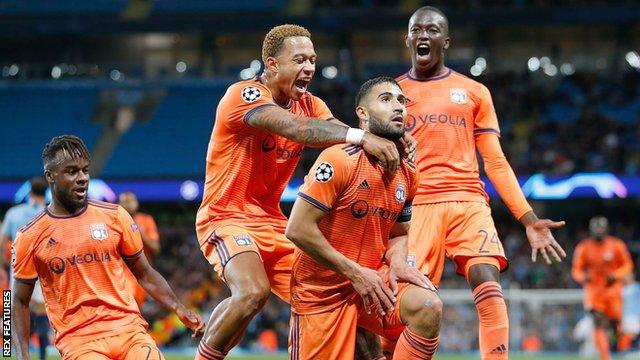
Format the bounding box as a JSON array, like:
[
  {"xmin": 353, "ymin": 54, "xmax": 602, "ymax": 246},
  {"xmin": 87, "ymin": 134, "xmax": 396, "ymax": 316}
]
[
  {"xmin": 12, "ymin": 231, "xmax": 37, "ymax": 283},
  {"xmin": 473, "ymin": 84, "xmax": 500, "ymax": 137},
  {"xmin": 117, "ymin": 206, "xmax": 144, "ymax": 260},
  {"xmin": 310, "ymin": 95, "xmax": 334, "ymax": 120},
  {"xmin": 297, "ymin": 147, "xmax": 353, "ymax": 212},
  {"xmin": 217, "ymin": 80, "xmax": 276, "ymax": 131}
]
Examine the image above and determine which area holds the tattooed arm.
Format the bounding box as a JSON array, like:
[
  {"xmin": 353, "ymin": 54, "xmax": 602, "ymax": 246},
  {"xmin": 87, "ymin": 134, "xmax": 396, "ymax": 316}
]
[
  {"xmin": 246, "ymin": 105, "xmax": 348, "ymax": 147},
  {"xmin": 246, "ymin": 106, "xmax": 401, "ymax": 171}
]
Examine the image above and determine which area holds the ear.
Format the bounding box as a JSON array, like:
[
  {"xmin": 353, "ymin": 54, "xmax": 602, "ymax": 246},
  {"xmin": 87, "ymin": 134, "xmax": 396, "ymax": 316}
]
[
  {"xmin": 444, "ymin": 36, "xmax": 451, "ymax": 51},
  {"xmin": 265, "ymin": 57, "xmax": 278, "ymax": 73},
  {"xmin": 405, "ymin": 34, "xmax": 410, "ymax": 49},
  {"xmin": 44, "ymin": 169, "xmax": 54, "ymax": 184},
  {"xmin": 355, "ymin": 105, "xmax": 369, "ymax": 129}
]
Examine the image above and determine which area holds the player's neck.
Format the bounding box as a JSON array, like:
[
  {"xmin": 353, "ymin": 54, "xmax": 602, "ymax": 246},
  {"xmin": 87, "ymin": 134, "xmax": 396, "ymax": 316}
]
[
  {"xmin": 410, "ymin": 63, "xmax": 447, "ymax": 80},
  {"xmin": 48, "ymin": 200, "xmax": 85, "ymax": 217},
  {"xmin": 260, "ymin": 72, "xmax": 291, "ymax": 108}
]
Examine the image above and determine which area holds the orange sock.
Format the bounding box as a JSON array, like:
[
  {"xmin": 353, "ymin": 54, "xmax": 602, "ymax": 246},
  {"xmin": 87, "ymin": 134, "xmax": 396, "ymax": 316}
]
[
  {"xmin": 472, "ymin": 281, "xmax": 509, "ymax": 359},
  {"xmin": 594, "ymin": 328, "xmax": 611, "ymax": 360},
  {"xmin": 195, "ymin": 341, "xmax": 226, "ymax": 360},
  {"xmin": 617, "ymin": 332, "xmax": 633, "ymax": 352},
  {"xmin": 392, "ymin": 327, "xmax": 439, "ymax": 359}
]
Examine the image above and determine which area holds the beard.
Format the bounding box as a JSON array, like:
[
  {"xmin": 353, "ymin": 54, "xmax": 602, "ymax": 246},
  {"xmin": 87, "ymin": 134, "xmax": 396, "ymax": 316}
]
[
  {"xmin": 55, "ymin": 187, "xmax": 87, "ymax": 214},
  {"xmin": 368, "ymin": 115, "xmax": 405, "ymax": 140}
]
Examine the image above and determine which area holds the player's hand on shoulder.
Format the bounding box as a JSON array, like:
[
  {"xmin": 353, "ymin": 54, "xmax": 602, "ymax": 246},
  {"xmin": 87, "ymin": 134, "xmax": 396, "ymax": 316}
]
[
  {"xmin": 388, "ymin": 264, "xmax": 436, "ymax": 295},
  {"xmin": 525, "ymin": 218, "xmax": 566, "ymax": 264},
  {"xmin": 397, "ymin": 133, "xmax": 417, "ymax": 162},
  {"xmin": 175, "ymin": 304, "xmax": 205, "ymax": 338},
  {"xmin": 348, "ymin": 264, "xmax": 396, "ymax": 316},
  {"xmin": 362, "ymin": 132, "xmax": 400, "ymax": 172}
]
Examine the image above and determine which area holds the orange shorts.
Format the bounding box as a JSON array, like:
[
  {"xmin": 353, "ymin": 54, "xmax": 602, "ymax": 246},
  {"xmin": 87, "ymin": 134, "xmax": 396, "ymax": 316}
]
[
  {"xmin": 61, "ymin": 330, "xmax": 163, "ymax": 360},
  {"xmin": 199, "ymin": 222, "xmax": 294, "ymax": 303},
  {"xmin": 408, "ymin": 201, "xmax": 508, "ymax": 286},
  {"xmin": 289, "ymin": 279, "xmax": 410, "ymax": 360},
  {"xmin": 585, "ymin": 288, "xmax": 623, "ymax": 321}
]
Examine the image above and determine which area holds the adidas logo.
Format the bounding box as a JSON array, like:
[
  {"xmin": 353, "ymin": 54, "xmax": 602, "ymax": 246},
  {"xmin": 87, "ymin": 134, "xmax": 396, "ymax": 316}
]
[
  {"xmin": 358, "ymin": 179, "xmax": 371, "ymax": 191},
  {"xmin": 490, "ymin": 344, "xmax": 507, "ymax": 354},
  {"xmin": 46, "ymin": 238, "xmax": 58, "ymax": 248}
]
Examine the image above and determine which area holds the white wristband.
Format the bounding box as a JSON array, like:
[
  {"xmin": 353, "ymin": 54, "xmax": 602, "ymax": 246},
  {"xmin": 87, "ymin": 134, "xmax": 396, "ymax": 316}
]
[{"xmin": 345, "ymin": 128, "xmax": 365, "ymax": 145}]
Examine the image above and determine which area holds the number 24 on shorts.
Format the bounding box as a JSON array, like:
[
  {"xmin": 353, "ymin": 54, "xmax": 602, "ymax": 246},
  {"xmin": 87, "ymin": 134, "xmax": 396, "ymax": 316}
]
[{"xmin": 478, "ymin": 230, "xmax": 501, "ymax": 253}]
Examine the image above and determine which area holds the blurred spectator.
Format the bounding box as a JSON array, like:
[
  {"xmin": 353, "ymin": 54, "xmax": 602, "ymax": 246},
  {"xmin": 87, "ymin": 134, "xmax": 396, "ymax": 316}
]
[
  {"xmin": 120, "ymin": 191, "xmax": 161, "ymax": 308},
  {"xmin": 0, "ymin": 177, "xmax": 49, "ymax": 360}
]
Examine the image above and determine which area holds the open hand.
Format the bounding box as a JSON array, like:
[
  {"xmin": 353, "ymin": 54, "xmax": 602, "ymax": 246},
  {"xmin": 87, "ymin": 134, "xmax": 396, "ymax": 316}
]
[{"xmin": 526, "ymin": 219, "xmax": 566, "ymax": 264}]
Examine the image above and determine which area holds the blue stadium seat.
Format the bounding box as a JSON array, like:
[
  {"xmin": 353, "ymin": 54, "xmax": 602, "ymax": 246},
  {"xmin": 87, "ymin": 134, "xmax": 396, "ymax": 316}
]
[
  {"xmin": 0, "ymin": 87, "xmax": 100, "ymax": 177},
  {"xmin": 0, "ymin": 0, "xmax": 127, "ymax": 15},
  {"xmin": 101, "ymin": 85, "xmax": 227, "ymax": 177}
]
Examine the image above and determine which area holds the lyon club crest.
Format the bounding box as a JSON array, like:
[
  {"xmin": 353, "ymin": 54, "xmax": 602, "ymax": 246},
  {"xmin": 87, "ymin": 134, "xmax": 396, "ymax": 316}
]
[
  {"xmin": 450, "ymin": 88, "xmax": 468, "ymax": 104},
  {"xmin": 90, "ymin": 223, "xmax": 109, "ymax": 241},
  {"xmin": 395, "ymin": 184, "xmax": 406, "ymax": 202}
]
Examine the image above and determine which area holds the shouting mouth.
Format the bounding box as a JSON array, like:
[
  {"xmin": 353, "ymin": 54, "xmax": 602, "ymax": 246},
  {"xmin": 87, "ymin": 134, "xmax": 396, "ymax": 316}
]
[
  {"xmin": 294, "ymin": 78, "xmax": 310, "ymax": 93},
  {"xmin": 417, "ymin": 43, "xmax": 430, "ymax": 57}
]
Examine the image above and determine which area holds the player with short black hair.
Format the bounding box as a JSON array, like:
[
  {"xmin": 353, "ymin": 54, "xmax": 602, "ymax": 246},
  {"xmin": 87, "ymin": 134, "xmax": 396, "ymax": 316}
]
[
  {"xmin": 287, "ymin": 76, "xmax": 441, "ymax": 359},
  {"xmin": 12, "ymin": 135, "xmax": 203, "ymax": 360}
]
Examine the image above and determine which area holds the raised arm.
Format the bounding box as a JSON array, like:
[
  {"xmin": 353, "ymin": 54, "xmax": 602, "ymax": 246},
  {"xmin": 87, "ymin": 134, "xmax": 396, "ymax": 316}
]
[
  {"xmin": 285, "ymin": 198, "xmax": 395, "ymax": 315},
  {"xmin": 12, "ymin": 280, "xmax": 35, "ymax": 360},
  {"xmin": 476, "ymin": 133, "xmax": 566, "ymax": 264},
  {"xmin": 247, "ymin": 106, "xmax": 401, "ymax": 171}
]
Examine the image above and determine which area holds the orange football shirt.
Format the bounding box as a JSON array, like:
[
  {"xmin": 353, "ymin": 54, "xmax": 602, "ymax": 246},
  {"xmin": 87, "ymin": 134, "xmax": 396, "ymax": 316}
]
[
  {"xmin": 196, "ymin": 77, "xmax": 333, "ymax": 243},
  {"xmin": 12, "ymin": 200, "xmax": 147, "ymax": 352},
  {"xmin": 397, "ymin": 68, "xmax": 500, "ymax": 205},
  {"xmin": 571, "ymin": 236, "xmax": 633, "ymax": 292},
  {"xmin": 291, "ymin": 144, "xmax": 418, "ymax": 315}
]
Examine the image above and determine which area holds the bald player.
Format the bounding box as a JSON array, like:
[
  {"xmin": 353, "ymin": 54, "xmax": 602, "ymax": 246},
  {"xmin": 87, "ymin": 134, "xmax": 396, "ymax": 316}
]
[
  {"xmin": 12, "ymin": 135, "xmax": 203, "ymax": 360},
  {"xmin": 398, "ymin": 6, "xmax": 566, "ymax": 358}
]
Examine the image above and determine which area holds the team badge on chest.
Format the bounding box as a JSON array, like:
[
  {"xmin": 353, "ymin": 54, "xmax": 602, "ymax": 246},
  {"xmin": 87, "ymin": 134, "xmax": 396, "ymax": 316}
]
[
  {"xmin": 395, "ymin": 183, "xmax": 406, "ymax": 202},
  {"xmin": 90, "ymin": 223, "xmax": 109, "ymax": 241},
  {"xmin": 450, "ymin": 88, "xmax": 467, "ymax": 104}
]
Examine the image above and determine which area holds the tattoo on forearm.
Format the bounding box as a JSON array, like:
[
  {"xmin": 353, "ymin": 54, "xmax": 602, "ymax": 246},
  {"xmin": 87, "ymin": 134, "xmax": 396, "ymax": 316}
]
[{"xmin": 248, "ymin": 107, "xmax": 347, "ymax": 146}]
